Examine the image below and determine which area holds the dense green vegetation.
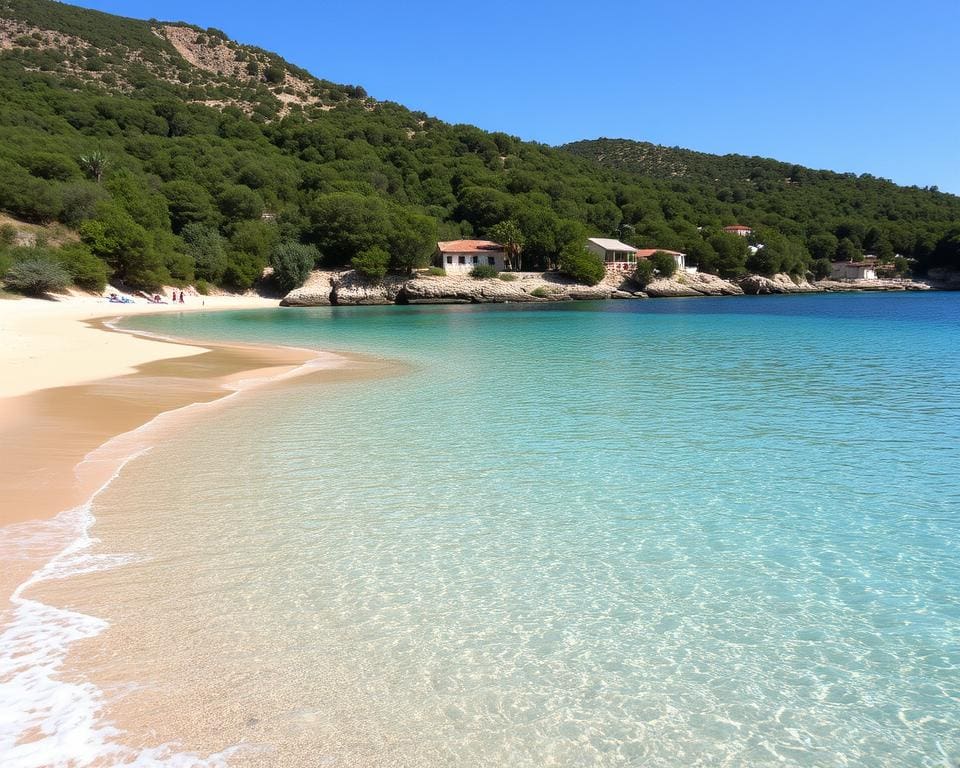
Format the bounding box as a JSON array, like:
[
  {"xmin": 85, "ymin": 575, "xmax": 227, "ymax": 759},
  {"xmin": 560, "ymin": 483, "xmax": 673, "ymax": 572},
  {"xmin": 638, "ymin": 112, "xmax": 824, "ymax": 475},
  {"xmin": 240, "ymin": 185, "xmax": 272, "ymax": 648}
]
[
  {"xmin": 649, "ymin": 250, "xmax": 677, "ymax": 279},
  {"xmin": 0, "ymin": 0, "xmax": 958, "ymax": 296},
  {"xmin": 564, "ymin": 139, "xmax": 960, "ymax": 275}
]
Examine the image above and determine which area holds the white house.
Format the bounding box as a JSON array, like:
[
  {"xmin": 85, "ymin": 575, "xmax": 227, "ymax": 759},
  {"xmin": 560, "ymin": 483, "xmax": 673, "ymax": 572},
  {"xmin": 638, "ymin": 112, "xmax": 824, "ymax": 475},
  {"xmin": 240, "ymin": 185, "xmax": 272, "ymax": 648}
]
[
  {"xmin": 830, "ymin": 261, "xmax": 877, "ymax": 280},
  {"xmin": 723, "ymin": 224, "xmax": 752, "ymax": 237},
  {"xmin": 635, "ymin": 248, "xmax": 690, "ymax": 273},
  {"xmin": 586, "ymin": 237, "xmax": 638, "ymax": 273},
  {"xmin": 436, "ymin": 240, "xmax": 507, "ymax": 275}
]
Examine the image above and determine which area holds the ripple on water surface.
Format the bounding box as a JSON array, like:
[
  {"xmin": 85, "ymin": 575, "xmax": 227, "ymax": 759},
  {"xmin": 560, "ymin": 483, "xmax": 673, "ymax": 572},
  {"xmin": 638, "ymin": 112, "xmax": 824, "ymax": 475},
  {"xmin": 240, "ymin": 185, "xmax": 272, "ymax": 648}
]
[{"xmin": 24, "ymin": 294, "xmax": 960, "ymax": 766}]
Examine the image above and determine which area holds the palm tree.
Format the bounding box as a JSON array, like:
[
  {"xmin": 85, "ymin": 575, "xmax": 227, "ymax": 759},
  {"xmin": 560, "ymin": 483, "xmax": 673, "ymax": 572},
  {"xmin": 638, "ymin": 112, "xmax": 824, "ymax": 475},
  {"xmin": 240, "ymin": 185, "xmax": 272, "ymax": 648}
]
[
  {"xmin": 79, "ymin": 149, "xmax": 109, "ymax": 183},
  {"xmin": 489, "ymin": 220, "xmax": 525, "ymax": 271}
]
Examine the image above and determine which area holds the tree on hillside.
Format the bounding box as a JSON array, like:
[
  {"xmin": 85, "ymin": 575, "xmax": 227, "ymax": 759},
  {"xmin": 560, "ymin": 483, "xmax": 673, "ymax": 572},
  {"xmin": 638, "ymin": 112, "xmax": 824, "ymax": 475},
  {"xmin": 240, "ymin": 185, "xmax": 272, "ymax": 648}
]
[
  {"xmin": 79, "ymin": 202, "xmax": 168, "ymax": 288},
  {"xmin": 836, "ymin": 237, "xmax": 861, "ymax": 263},
  {"xmin": 306, "ymin": 192, "xmax": 390, "ymax": 264},
  {"xmin": 60, "ymin": 182, "xmax": 108, "ymax": 227},
  {"xmin": 217, "ymin": 184, "xmax": 263, "ymax": 222},
  {"xmin": 387, "ymin": 209, "xmax": 436, "ymax": 274},
  {"xmin": 811, "ymin": 258, "xmax": 832, "ymax": 280},
  {"xmin": 707, "ymin": 232, "xmax": 749, "ymax": 277},
  {"xmin": 351, "ymin": 246, "xmax": 390, "ymax": 281},
  {"xmin": 807, "ymin": 232, "xmax": 838, "ymax": 262},
  {"xmin": 56, "ymin": 242, "xmax": 110, "ymax": 291},
  {"xmin": 685, "ymin": 240, "xmax": 717, "ymax": 274},
  {"xmin": 78, "ymin": 149, "xmax": 108, "ymax": 184},
  {"xmin": 181, "ymin": 223, "xmax": 228, "ymax": 283},
  {"xmin": 162, "ymin": 180, "xmax": 218, "ymax": 232},
  {"xmin": 931, "ymin": 227, "xmax": 960, "ymax": 270},
  {"xmin": 270, "ymin": 241, "xmax": 317, "ymax": 292},
  {"xmin": 488, "ymin": 220, "xmax": 524, "ymax": 271}
]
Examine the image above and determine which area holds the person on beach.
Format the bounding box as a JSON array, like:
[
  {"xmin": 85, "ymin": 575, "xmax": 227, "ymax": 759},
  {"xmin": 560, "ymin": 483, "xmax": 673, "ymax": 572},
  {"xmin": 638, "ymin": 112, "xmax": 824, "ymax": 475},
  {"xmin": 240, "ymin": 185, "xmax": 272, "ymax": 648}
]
[{"xmin": 179, "ymin": 290, "xmax": 185, "ymax": 304}]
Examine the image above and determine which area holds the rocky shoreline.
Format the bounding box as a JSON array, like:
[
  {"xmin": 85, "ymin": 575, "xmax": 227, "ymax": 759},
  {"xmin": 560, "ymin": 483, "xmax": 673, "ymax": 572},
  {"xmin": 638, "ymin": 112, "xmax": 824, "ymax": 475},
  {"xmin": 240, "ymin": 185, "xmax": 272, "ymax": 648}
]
[{"xmin": 280, "ymin": 269, "xmax": 935, "ymax": 307}]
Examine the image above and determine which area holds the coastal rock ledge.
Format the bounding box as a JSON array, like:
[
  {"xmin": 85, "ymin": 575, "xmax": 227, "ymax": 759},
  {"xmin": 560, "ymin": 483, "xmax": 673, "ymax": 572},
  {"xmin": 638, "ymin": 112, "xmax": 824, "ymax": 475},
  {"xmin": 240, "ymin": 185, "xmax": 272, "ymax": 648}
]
[{"xmin": 281, "ymin": 269, "xmax": 934, "ymax": 307}]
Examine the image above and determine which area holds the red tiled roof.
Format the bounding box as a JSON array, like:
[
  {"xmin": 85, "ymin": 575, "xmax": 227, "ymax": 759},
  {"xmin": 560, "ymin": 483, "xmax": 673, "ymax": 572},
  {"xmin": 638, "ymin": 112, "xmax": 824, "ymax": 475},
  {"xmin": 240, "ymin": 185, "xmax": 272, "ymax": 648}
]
[
  {"xmin": 437, "ymin": 239, "xmax": 504, "ymax": 253},
  {"xmin": 723, "ymin": 225, "xmax": 752, "ymax": 231},
  {"xmin": 635, "ymin": 249, "xmax": 685, "ymax": 258}
]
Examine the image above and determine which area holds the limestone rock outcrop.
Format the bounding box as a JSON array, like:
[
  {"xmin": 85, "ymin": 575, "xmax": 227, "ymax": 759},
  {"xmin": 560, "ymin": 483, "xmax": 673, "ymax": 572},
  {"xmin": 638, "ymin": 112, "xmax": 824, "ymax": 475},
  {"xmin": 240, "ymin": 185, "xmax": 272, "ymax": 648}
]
[
  {"xmin": 739, "ymin": 273, "xmax": 817, "ymax": 295},
  {"xmin": 280, "ymin": 268, "xmax": 938, "ymax": 307},
  {"xmin": 331, "ymin": 273, "xmax": 405, "ymax": 305},
  {"xmin": 814, "ymin": 278, "xmax": 930, "ymax": 292},
  {"xmin": 279, "ymin": 271, "xmax": 333, "ymax": 306},
  {"xmin": 644, "ymin": 272, "xmax": 742, "ymax": 298}
]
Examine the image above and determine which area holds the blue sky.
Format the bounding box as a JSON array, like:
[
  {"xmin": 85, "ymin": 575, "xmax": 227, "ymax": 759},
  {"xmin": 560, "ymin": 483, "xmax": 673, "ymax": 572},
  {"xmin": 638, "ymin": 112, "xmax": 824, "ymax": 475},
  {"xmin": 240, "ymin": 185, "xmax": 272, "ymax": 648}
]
[{"xmin": 77, "ymin": 0, "xmax": 960, "ymax": 193}]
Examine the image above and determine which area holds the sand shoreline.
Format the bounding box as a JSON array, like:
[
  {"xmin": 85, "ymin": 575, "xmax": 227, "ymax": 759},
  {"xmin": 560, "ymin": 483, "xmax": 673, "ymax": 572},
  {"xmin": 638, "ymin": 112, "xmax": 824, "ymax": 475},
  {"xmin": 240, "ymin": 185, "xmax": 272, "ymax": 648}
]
[
  {"xmin": 0, "ymin": 293, "xmax": 343, "ymax": 609},
  {"xmin": 0, "ymin": 293, "xmax": 414, "ymax": 764}
]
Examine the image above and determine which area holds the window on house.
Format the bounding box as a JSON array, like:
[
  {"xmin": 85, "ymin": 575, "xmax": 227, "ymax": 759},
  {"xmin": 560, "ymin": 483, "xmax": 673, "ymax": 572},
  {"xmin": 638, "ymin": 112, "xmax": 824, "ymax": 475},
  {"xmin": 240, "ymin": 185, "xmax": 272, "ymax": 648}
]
[
  {"xmin": 458, "ymin": 256, "xmax": 465, "ymax": 264},
  {"xmin": 472, "ymin": 256, "xmax": 478, "ymax": 264},
  {"xmin": 488, "ymin": 256, "xmax": 495, "ymax": 266},
  {"xmin": 446, "ymin": 255, "xmax": 452, "ymax": 264}
]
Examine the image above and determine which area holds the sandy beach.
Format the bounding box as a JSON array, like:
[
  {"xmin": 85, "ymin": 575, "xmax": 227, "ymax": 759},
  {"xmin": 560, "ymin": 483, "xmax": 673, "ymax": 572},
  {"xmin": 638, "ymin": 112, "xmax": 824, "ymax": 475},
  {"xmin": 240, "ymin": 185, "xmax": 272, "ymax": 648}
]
[
  {"xmin": 0, "ymin": 291, "xmax": 334, "ymax": 607},
  {"xmin": 0, "ymin": 292, "xmax": 288, "ymax": 400}
]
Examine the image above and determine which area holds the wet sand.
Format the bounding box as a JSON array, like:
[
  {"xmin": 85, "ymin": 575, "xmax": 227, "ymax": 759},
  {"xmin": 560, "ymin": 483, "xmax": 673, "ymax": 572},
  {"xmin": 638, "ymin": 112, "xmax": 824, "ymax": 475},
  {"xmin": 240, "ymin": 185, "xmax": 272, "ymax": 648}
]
[
  {"xmin": 0, "ymin": 305, "xmax": 409, "ymax": 765},
  {"xmin": 0, "ymin": 319, "xmax": 341, "ymax": 607}
]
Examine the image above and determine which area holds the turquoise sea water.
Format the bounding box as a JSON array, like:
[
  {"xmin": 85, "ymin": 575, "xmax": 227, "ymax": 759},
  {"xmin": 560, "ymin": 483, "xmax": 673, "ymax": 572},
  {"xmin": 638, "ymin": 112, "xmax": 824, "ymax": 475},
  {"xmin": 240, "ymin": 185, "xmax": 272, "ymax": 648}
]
[{"xmin": 91, "ymin": 294, "xmax": 960, "ymax": 764}]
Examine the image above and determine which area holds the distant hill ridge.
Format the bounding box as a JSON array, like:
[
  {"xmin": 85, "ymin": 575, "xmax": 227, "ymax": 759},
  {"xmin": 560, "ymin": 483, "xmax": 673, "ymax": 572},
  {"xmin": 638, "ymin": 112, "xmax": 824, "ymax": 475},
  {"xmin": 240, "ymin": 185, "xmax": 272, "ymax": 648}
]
[
  {"xmin": 562, "ymin": 138, "xmax": 942, "ymax": 192},
  {"xmin": 0, "ymin": 0, "xmax": 958, "ymax": 296},
  {"xmin": 0, "ymin": 0, "xmax": 368, "ymax": 118}
]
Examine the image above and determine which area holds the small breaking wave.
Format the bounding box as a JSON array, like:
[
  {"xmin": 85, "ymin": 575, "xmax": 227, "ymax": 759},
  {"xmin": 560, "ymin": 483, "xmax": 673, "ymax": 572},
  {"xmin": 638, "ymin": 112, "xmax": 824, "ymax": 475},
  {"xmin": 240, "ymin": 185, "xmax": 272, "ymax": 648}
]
[
  {"xmin": 0, "ymin": 459, "xmax": 259, "ymax": 768},
  {"xmin": 0, "ymin": 339, "xmax": 324, "ymax": 767}
]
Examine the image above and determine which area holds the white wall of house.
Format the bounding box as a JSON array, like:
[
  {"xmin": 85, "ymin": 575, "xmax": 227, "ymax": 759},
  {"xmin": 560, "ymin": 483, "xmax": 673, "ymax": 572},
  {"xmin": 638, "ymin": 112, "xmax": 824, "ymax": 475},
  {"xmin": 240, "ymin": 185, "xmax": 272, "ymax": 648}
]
[
  {"xmin": 830, "ymin": 262, "xmax": 877, "ymax": 280},
  {"xmin": 586, "ymin": 239, "xmax": 637, "ymax": 266},
  {"xmin": 437, "ymin": 250, "xmax": 506, "ymax": 275}
]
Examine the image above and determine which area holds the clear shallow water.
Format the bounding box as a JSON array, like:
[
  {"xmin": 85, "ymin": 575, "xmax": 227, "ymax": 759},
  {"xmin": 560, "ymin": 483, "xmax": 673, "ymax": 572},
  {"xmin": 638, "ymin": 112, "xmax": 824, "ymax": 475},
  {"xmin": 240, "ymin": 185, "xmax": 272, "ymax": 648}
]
[{"xmin": 28, "ymin": 294, "xmax": 960, "ymax": 765}]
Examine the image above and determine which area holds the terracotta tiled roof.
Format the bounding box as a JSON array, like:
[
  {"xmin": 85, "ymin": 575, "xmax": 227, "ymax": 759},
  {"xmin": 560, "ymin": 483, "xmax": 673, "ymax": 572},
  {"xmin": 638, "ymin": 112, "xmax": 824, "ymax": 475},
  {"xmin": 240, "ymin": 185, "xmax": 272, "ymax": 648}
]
[
  {"xmin": 723, "ymin": 225, "xmax": 752, "ymax": 231},
  {"xmin": 437, "ymin": 239, "xmax": 504, "ymax": 253},
  {"xmin": 635, "ymin": 249, "xmax": 685, "ymax": 258}
]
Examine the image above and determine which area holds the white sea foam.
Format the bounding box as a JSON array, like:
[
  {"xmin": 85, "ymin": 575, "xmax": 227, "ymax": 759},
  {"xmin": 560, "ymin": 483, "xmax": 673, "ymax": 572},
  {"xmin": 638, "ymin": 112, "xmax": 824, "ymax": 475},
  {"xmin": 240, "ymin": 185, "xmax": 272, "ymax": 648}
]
[
  {"xmin": 0, "ymin": 459, "xmax": 256, "ymax": 767},
  {"xmin": 0, "ymin": 342, "xmax": 320, "ymax": 767}
]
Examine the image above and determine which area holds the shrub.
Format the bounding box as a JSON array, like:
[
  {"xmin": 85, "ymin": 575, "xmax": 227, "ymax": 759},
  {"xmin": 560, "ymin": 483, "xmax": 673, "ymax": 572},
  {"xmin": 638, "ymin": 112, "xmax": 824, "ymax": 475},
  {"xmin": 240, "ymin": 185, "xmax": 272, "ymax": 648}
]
[
  {"xmin": 811, "ymin": 258, "xmax": 832, "ymax": 280},
  {"xmin": 195, "ymin": 279, "xmax": 211, "ymax": 295},
  {"xmin": 0, "ymin": 224, "xmax": 16, "ymax": 247},
  {"xmin": 426, "ymin": 266, "xmax": 446, "ymax": 276},
  {"xmin": 351, "ymin": 246, "xmax": 390, "ymax": 281},
  {"xmin": 470, "ymin": 264, "xmax": 498, "ymax": 279},
  {"xmin": 270, "ymin": 241, "xmax": 317, "ymax": 292},
  {"xmin": 60, "ymin": 182, "xmax": 108, "ymax": 227},
  {"xmin": 558, "ymin": 242, "xmax": 604, "ymax": 286},
  {"xmin": 264, "ymin": 64, "xmax": 285, "ymax": 84},
  {"xmin": 498, "ymin": 272, "xmax": 517, "ymax": 281},
  {"xmin": 25, "ymin": 152, "xmax": 78, "ymax": 182},
  {"xmin": 530, "ymin": 286, "xmax": 551, "ymax": 298},
  {"xmin": 633, "ymin": 260, "xmax": 655, "ymax": 287},
  {"xmin": 650, "ymin": 251, "xmax": 678, "ymax": 278},
  {"xmin": 56, "ymin": 242, "xmax": 109, "ymax": 292},
  {"xmin": 4, "ymin": 257, "xmax": 71, "ymax": 296},
  {"xmin": 181, "ymin": 223, "xmax": 228, "ymax": 283}
]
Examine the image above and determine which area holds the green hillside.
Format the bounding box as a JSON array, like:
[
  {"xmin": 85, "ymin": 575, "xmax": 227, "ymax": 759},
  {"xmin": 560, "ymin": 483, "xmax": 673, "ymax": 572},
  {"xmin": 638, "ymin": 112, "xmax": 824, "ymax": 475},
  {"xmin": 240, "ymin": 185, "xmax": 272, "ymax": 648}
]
[{"xmin": 0, "ymin": 0, "xmax": 958, "ymax": 294}]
